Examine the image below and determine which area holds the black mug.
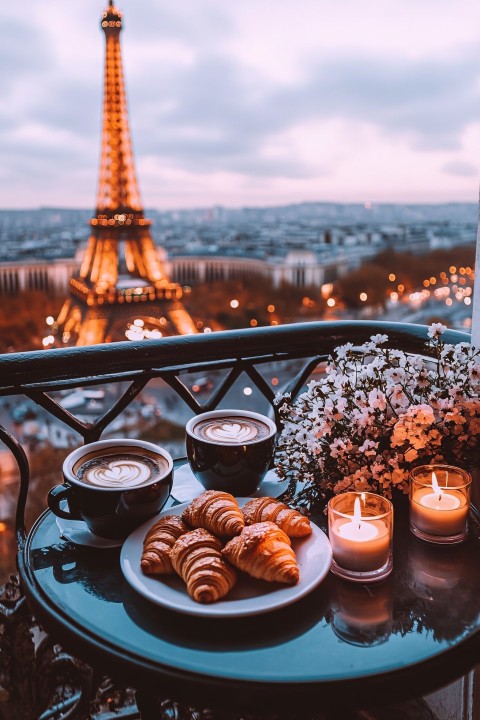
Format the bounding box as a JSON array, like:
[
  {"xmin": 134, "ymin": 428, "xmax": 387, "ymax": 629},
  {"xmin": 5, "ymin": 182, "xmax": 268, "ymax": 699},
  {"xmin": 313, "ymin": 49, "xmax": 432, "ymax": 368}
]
[
  {"xmin": 48, "ymin": 438, "xmax": 173, "ymax": 539},
  {"xmin": 185, "ymin": 409, "xmax": 277, "ymax": 496}
]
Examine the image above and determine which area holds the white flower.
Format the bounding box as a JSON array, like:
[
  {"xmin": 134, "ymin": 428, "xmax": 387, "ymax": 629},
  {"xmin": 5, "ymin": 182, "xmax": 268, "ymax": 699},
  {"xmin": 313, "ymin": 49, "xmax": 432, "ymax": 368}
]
[
  {"xmin": 354, "ymin": 391, "xmax": 368, "ymax": 407},
  {"xmin": 469, "ymin": 363, "xmax": 480, "ymax": 382},
  {"xmin": 335, "ymin": 343, "xmax": 353, "ymax": 359},
  {"xmin": 275, "ymin": 326, "xmax": 479, "ymax": 505},
  {"xmin": 371, "ymin": 334, "xmax": 388, "ymax": 345},
  {"xmin": 385, "ymin": 367, "xmax": 406, "ymax": 383},
  {"xmin": 428, "ymin": 323, "xmax": 447, "ymax": 338},
  {"xmin": 389, "ymin": 350, "xmax": 406, "ymax": 365},
  {"xmin": 336, "ymin": 397, "xmax": 348, "ymax": 414},
  {"xmin": 352, "ymin": 407, "xmax": 373, "ymax": 428},
  {"xmin": 361, "ymin": 363, "xmax": 378, "ymax": 380}
]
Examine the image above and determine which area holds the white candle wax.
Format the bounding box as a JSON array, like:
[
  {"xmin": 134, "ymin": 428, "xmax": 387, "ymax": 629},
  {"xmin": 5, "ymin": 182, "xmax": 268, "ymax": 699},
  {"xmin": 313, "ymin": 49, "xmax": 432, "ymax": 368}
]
[
  {"xmin": 331, "ymin": 517, "xmax": 390, "ymax": 572},
  {"xmin": 411, "ymin": 487, "xmax": 468, "ymax": 536},
  {"xmin": 419, "ymin": 491, "xmax": 460, "ymax": 511}
]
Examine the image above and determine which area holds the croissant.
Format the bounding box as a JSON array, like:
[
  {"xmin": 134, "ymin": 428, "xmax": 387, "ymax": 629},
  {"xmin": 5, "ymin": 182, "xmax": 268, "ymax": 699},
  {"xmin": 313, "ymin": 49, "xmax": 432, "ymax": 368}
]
[
  {"xmin": 141, "ymin": 515, "xmax": 189, "ymax": 576},
  {"xmin": 182, "ymin": 490, "xmax": 245, "ymax": 538},
  {"xmin": 242, "ymin": 497, "xmax": 311, "ymax": 538},
  {"xmin": 171, "ymin": 528, "xmax": 237, "ymax": 603},
  {"xmin": 222, "ymin": 521, "xmax": 299, "ymax": 585}
]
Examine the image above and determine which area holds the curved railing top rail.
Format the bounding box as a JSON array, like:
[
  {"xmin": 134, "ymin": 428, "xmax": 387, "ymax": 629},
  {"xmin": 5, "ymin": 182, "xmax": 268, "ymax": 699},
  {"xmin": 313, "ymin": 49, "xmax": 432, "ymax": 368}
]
[{"xmin": 0, "ymin": 320, "xmax": 469, "ymax": 391}]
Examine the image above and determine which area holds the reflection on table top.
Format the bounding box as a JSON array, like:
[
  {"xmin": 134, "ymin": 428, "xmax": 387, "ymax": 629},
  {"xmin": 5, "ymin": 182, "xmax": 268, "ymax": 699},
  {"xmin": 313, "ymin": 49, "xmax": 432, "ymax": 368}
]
[{"xmin": 25, "ymin": 498, "xmax": 480, "ymax": 702}]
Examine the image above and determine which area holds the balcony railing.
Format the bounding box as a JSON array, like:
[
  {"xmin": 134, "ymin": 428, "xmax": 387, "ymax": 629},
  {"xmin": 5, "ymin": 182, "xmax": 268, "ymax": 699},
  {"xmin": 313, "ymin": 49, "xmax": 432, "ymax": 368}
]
[{"xmin": 0, "ymin": 319, "xmax": 468, "ymax": 546}]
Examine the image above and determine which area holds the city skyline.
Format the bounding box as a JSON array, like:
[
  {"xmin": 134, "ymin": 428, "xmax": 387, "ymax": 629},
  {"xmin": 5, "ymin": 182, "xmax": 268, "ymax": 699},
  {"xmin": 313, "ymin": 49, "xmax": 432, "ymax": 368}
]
[{"xmin": 1, "ymin": 0, "xmax": 479, "ymax": 210}]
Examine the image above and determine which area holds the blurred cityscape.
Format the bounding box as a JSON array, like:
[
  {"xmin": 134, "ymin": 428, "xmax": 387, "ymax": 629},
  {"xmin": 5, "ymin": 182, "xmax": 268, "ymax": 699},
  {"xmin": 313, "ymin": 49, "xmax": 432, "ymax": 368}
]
[
  {"xmin": 0, "ymin": 200, "xmax": 475, "ymax": 269},
  {"xmin": 0, "ymin": 199, "xmax": 476, "ymax": 581}
]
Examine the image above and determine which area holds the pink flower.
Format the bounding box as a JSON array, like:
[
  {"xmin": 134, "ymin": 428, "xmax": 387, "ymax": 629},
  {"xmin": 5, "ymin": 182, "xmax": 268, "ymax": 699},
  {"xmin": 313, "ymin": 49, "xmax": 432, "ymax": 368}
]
[
  {"xmin": 274, "ymin": 325, "xmax": 479, "ymax": 504},
  {"xmin": 390, "ymin": 385, "xmax": 410, "ymax": 408},
  {"xmin": 368, "ymin": 389, "xmax": 387, "ymax": 411}
]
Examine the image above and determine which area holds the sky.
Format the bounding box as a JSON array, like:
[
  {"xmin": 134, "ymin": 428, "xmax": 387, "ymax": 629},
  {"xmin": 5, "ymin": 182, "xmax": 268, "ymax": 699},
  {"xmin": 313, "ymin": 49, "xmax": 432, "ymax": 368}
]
[{"xmin": 1, "ymin": 0, "xmax": 479, "ymax": 210}]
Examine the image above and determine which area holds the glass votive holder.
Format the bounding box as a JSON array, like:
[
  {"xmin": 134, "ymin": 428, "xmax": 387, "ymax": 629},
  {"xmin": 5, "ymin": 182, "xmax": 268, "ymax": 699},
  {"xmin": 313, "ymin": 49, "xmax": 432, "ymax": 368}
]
[
  {"xmin": 409, "ymin": 465, "xmax": 472, "ymax": 545},
  {"xmin": 328, "ymin": 491, "xmax": 393, "ymax": 583}
]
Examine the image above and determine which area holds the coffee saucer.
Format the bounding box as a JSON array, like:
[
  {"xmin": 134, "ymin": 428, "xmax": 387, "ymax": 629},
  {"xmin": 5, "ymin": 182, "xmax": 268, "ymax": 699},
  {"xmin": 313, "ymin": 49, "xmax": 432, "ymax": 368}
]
[
  {"xmin": 56, "ymin": 518, "xmax": 123, "ymax": 549},
  {"xmin": 170, "ymin": 464, "xmax": 289, "ymax": 504}
]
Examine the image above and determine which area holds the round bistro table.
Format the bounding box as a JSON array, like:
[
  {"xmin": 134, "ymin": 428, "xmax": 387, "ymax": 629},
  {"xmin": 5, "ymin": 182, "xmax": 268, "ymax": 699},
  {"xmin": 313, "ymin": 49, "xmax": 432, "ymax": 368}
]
[{"xmin": 19, "ymin": 495, "xmax": 480, "ymax": 718}]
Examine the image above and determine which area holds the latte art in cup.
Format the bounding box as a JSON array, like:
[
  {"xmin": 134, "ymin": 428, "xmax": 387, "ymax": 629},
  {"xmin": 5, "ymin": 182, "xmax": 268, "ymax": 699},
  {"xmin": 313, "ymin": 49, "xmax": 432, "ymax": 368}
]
[
  {"xmin": 76, "ymin": 453, "xmax": 167, "ymax": 488},
  {"xmin": 192, "ymin": 416, "xmax": 271, "ymax": 445},
  {"xmin": 52, "ymin": 439, "xmax": 173, "ymax": 539}
]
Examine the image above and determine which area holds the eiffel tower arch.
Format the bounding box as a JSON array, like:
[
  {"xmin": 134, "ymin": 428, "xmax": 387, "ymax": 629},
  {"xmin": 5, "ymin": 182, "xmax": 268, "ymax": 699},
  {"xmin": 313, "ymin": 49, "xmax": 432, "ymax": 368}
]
[{"xmin": 53, "ymin": 1, "xmax": 196, "ymax": 346}]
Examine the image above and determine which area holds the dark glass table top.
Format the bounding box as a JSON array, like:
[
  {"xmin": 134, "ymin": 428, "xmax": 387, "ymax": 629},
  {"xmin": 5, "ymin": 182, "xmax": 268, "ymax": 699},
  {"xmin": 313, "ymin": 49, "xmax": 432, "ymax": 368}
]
[{"xmin": 23, "ymin": 496, "xmax": 480, "ymax": 713}]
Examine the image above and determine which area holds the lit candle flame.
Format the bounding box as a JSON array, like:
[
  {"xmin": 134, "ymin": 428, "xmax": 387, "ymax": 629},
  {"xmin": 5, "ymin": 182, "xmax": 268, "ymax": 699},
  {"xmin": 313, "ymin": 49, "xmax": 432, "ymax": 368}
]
[
  {"xmin": 431, "ymin": 471, "xmax": 443, "ymax": 502},
  {"xmin": 353, "ymin": 497, "xmax": 362, "ymax": 529}
]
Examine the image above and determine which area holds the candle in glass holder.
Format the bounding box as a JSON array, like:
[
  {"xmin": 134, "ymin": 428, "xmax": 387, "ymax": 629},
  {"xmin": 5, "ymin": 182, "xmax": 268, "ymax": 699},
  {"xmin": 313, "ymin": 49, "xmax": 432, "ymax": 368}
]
[
  {"xmin": 409, "ymin": 465, "xmax": 471, "ymax": 544},
  {"xmin": 328, "ymin": 492, "xmax": 393, "ymax": 582}
]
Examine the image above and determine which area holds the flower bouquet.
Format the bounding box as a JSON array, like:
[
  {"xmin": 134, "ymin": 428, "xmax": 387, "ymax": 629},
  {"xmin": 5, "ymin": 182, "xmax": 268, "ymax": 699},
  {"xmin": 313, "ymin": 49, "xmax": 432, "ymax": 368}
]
[{"xmin": 275, "ymin": 324, "xmax": 480, "ymax": 509}]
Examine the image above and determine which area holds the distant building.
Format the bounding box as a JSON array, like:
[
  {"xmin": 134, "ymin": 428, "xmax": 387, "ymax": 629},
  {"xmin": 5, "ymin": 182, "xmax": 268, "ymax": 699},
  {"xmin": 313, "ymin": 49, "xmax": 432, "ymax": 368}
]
[
  {"xmin": 172, "ymin": 249, "xmax": 354, "ymax": 288},
  {"xmin": 0, "ymin": 258, "xmax": 77, "ymax": 296},
  {"xmin": 0, "ymin": 245, "xmax": 371, "ymax": 297}
]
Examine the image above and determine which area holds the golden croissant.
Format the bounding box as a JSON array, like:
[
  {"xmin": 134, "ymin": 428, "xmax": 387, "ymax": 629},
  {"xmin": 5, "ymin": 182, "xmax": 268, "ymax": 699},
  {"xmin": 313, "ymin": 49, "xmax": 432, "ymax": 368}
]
[
  {"xmin": 242, "ymin": 497, "xmax": 311, "ymax": 538},
  {"xmin": 222, "ymin": 521, "xmax": 299, "ymax": 585},
  {"xmin": 182, "ymin": 490, "xmax": 245, "ymax": 538},
  {"xmin": 141, "ymin": 515, "xmax": 189, "ymax": 576},
  {"xmin": 171, "ymin": 528, "xmax": 237, "ymax": 603}
]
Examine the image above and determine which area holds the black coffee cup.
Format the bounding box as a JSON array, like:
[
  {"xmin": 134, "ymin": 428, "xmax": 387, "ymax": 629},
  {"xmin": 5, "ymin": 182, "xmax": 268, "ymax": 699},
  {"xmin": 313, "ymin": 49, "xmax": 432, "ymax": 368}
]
[
  {"xmin": 185, "ymin": 409, "xmax": 277, "ymax": 496},
  {"xmin": 48, "ymin": 438, "xmax": 173, "ymax": 539}
]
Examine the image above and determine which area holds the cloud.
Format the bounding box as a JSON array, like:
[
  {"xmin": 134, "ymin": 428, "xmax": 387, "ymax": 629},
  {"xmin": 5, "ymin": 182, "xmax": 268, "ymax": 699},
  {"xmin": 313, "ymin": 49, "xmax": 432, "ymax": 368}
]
[
  {"xmin": 130, "ymin": 54, "xmax": 303, "ymax": 175},
  {"xmin": 274, "ymin": 49, "xmax": 480, "ymax": 151},
  {"xmin": 442, "ymin": 160, "xmax": 478, "ymax": 177},
  {"xmin": 0, "ymin": 17, "xmax": 52, "ymax": 92},
  {"xmin": 124, "ymin": 44, "xmax": 480, "ymax": 179},
  {"xmin": 125, "ymin": 0, "xmax": 233, "ymax": 49},
  {"xmin": 0, "ymin": 0, "xmax": 478, "ymax": 205},
  {"xmin": 31, "ymin": 78, "xmax": 101, "ymax": 138}
]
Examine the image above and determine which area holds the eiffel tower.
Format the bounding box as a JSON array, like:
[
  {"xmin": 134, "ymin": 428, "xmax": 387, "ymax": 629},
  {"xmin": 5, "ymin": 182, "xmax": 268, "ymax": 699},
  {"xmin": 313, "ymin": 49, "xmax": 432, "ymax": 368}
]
[{"xmin": 54, "ymin": 1, "xmax": 196, "ymax": 346}]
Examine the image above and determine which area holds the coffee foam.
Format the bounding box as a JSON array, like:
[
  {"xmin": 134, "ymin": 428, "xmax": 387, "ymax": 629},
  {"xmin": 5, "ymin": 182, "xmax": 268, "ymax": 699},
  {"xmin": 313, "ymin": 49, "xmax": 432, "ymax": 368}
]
[
  {"xmin": 75, "ymin": 451, "xmax": 167, "ymax": 489},
  {"xmin": 192, "ymin": 416, "xmax": 270, "ymax": 444}
]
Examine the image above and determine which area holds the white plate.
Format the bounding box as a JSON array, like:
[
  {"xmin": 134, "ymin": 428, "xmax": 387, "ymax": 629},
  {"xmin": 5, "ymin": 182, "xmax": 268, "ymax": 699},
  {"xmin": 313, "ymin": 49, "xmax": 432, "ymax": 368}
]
[
  {"xmin": 56, "ymin": 517, "xmax": 123, "ymax": 549},
  {"xmin": 171, "ymin": 464, "xmax": 289, "ymax": 504},
  {"xmin": 120, "ymin": 499, "xmax": 332, "ymax": 618}
]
